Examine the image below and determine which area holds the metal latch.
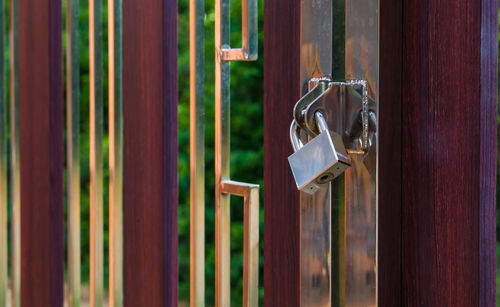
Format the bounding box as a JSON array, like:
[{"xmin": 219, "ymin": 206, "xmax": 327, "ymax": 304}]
[{"xmin": 288, "ymin": 78, "xmax": 376, "ymax": 194}]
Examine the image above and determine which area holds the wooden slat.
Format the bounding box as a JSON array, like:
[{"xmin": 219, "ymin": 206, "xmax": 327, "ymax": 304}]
[
  {"xmin": 401, "ymin": 0, "xmax": 497, "ymax": 305},
  {"xmin": 18, "ymin": 0, "xmax": 64, "ymax": 306},
  {"xmin": 122, "ymin": 0, "xmax": 178, "ymax": 305},
  {"xmin": 479, "ymin": 0, "xmax": 498, "ymax": 306},
  {"xmin": 378, "ymin": 0, "xmax": 402, "ymax": 305},
  {"xmin": 263, "ymin": 0, "xmax": 301, "ymax": 306}
]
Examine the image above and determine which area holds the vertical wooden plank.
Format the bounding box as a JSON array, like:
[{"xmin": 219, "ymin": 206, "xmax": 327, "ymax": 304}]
[
  {"xmin": 401, "ymin": 0, "xmax": 497, "ymax": 305},
  {"xmin": 122, "ymin": 0, "xmax": 178, "ymax": 304},
  {"xmin": 162, "ymin": 0, "xmax": 178, "ymax": 301},
  {"xmin": 263, "ymin": 0, "xmax": 301, "ymax": 306},
  {"xmin": 18, "ymin": 0, "xmax": 63, "ymax": 306},
  {"xmin": 479, "ymin": 1, "xmax": 498, "ymax": 307},
  {"xmin": 378, "ymin": 0, "xmax": 402, "ymax": 305}
]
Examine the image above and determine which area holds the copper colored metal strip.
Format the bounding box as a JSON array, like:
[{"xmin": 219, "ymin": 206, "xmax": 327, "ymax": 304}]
[
  {"xmin": 109, "ymin": 0, "xmax": 123, "ymax": 305},
  {"xmin": 9, "ymin": 0, "xmax": 20, "ymax": 305},
  {"xmin": 0, "ymin": 0, "xmax": 7, "ymax": 302},
  {"xmin": 90, "ymin": 0, "xmax": 104, "ymax": 304},
  {"xmin": 214, "ymin": 0, "xmax": 259, "ymax": 305},
  {"xmin": 189, "ymin": 0, "xmax": 205, "ymax": 304},
  {"xmin": 220, "ymin": 181, "xmax": 259, "ymax": 307}
]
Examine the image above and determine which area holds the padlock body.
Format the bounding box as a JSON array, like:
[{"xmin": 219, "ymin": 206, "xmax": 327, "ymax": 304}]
[{"xmin": 288, "ymin": 129, "xmax": 350, "ymax": 194}]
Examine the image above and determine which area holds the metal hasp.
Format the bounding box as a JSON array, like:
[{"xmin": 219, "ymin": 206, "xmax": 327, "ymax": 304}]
[
  {"xmin": 289, "ymin": 79, "xmax": 376, "ymax": 194},
  {"xmin": 296, "ymin": 79, "xmax": 376, "ymax": 152},
  {"xmin": 215, "ymin": 0, "xmax": 259, "ymax": 305},
  {"xmin": 299, "ymin": 0, "xmax": 378, "ymax": 306}
]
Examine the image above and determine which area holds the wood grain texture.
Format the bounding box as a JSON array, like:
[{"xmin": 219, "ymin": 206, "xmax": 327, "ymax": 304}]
[
  {"xmin": 263, "ymin": 0, "xmax": 301, "ymax": 306},
  {"xmin": 122, "ymin": 0, "xmax": 178, "ymax": 305},
  {"xmin": 378, "ymin": 0, "xmax": 402, "ymax": 305},
  {"xmin": 18, "ymin": 0, "xmax": 64, "ymax": 306},
  {"xmin": 401, "ymin": 0, "xmax": 497, "ymax": 305},
  {"xmin": 479, "ymin": 1, "xmax": 498, "ymax": 307}
]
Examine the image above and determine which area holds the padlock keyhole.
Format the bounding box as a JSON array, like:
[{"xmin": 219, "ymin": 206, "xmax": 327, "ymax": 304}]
[{"xmin": 317, "ymin": 172, "xmax": 335, "ymax": 184}]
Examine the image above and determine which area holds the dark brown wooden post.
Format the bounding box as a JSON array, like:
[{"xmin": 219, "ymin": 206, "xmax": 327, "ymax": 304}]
[
  {"xmin": 263, "ymin": 0, "xmax": 301, "ymax": 306},
  {"xmin": 18, "ymin": 0, "xmax": 64, "ymax": 306},
  {"xmin": 378, "ymin": 0, "xmax": 403, "ymax": 305},
  {"xmin": 122, "ymin": 0, "xmax": 178, "ymax": 305},
  {"xmin": 401, "ymin": 0, "xmax": 497, "ymax": 306}
]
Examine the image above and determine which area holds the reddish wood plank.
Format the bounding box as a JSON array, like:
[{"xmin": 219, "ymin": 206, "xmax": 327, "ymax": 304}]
[
  {"xmin": 122, "ymin": 0, "xmax": 178, "ymax": 305},
  {"xmin": 18, "ymin": 0, "xmax": 64, "ymax": 306},
  {"xmin": 479, "ymin": 1, "xmax": 498, "ymax": 306},
  {"xmin": 378, "ymin": 0, "xmax": 402, "ymax": 305},
  {"xmin": 263, "ymin": 0, "xmax": 301, "ymax": 306},
  {"xmin": 401, "ymin": 0, "xmax": 497, "ymax": 305}
]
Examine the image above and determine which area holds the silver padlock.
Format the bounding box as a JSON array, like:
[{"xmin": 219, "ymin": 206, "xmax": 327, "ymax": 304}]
[{"xmin": 288, "ymin": 112, "xmax": 350, "ymax": 194}]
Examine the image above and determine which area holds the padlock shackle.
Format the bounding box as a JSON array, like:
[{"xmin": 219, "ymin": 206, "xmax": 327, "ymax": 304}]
[
  {"xmin": 290, "ymin": 121, "xmax": 304, "ymax": 152},
  {"xmin": 314, "ymin": 112, "xmax": 328, "ymax": 133},
  {"xmin": 293, "ymin": 80, "xmax": 330, "ymax": 137}
]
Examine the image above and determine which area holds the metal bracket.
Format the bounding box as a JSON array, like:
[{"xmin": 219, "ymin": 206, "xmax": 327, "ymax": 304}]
[
  {"xmin": 293, "ymin": 78, "xmax": 376, "ymax": 153},
  {"xmin": 220, "ymin": 180, "xmax": 259, "ymax": 307},
  {"xmin": 215, "ymin": 0, "xmax": 259, "ymax": 305},
  {"xmin": 218, "ymin": 0, "xmax": 258, "ymax": 62}
]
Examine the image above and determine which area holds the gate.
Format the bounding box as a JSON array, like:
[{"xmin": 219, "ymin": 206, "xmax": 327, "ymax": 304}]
[{"xmin": 0, "ymin": 0, "xmax": 497, "ymax": 306}]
